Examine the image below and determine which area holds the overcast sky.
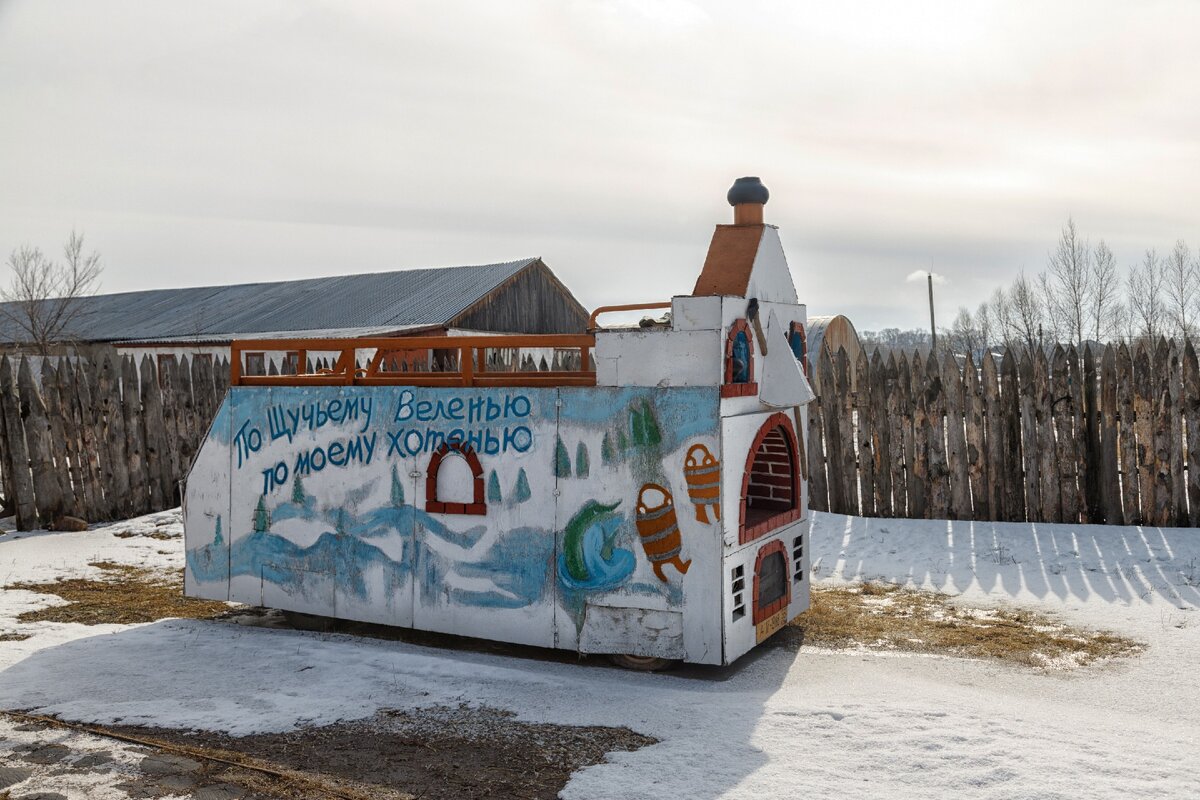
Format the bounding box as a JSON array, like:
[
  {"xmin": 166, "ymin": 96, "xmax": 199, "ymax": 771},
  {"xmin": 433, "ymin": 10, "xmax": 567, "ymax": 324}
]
[{"xmin": 2, "ymin": 0, "xmax": 1198, "ymax": 330}]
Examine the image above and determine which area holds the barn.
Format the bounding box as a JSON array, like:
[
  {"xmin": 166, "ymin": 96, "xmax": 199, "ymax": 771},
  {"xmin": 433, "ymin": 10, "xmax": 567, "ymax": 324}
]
[{"xmin": 0, "ymin": 258, "xmax": 588, "ymax": 376}]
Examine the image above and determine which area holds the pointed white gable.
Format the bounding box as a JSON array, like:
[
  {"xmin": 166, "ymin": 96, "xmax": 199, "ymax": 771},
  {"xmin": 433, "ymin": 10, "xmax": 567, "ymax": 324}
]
[
  {"xmin": 744, "ymin": 227, "xmax": 798, "ymax": 304},
  {"xmin": 759, "ymin": 310, "xmax": 815, "ymax": 408}
]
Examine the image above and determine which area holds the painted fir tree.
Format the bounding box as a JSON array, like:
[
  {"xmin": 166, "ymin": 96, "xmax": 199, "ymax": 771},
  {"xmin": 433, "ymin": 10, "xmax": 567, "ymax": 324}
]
[
  {"xmin": 601, "ymin": 431, "xmax": 616, "ymax": 466},
  {"xmin": 575, "ymin": 442, "xmax": 590, "ymax": 478},
  {"xmin": 213, "ymin": 515, "xmax": 223, "ymax": 547},
  {"xmin": 641, "ymin": 400, "xmax": 662, "ymax": 446},
  {"xmin": 291, "ymin": 474, "xmax": 306, "ymax": 505},
  {"xmin": 252, "ymin": 496, "xmax": 270, "ymax": 533},
  {"xmin": 553, "ymin": 435, "xmax": 571, "ymax": 478},
  {"xmin": 513, "ymin": 468, "xmax": 531, "ymax": 503},
  {"xmin": 487, "ymin": 469, "xmax": 502, "ymax": 503},
  {"xmin": 390, "ymin": 464, "xmax": 405, "ymax": 508}
]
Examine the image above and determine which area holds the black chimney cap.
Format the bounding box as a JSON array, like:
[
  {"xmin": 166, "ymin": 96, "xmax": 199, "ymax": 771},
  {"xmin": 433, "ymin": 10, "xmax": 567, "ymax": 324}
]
[{"xmin": 727, "ymin": 176, "xmax": 769, "ymax": 206}]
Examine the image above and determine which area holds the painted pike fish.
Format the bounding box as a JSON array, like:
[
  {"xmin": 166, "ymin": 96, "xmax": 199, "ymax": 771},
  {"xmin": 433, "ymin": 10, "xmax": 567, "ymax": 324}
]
[{"xmin": 558, "ymin": 499, "xmax": 635, "ymax": 591}]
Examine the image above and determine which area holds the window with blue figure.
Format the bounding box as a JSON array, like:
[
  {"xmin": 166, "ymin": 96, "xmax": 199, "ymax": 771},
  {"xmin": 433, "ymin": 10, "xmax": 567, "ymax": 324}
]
[
  {"xmin": 731, "ymin": 330, "xmax": 751, "ymax": 383},
  {"xmin": 789, "ymin": 327, "xmax": 805, "ymax": 361}
]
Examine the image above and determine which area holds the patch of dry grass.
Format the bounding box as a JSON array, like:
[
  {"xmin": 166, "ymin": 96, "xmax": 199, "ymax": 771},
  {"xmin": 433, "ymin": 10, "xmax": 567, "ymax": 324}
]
[
  {"xmin": 112, "ymin": 529, "xmax": 178, "ymax": 541},
  {"xmin": 0, "ymin": 632, "xmax": 31, "ymax": 642},
  {"xmin": 792, "ymin": 582, "xmax": 1140, "ymax": 668},
  {"xmin": 7, "ymin": 562, "xmax": 230, "ymax": 625}
]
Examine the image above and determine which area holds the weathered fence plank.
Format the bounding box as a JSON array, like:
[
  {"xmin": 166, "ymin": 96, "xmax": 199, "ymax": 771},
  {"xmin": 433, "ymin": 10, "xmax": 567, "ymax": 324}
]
[
  {"xmin": 1082, "ymin": 346, "xmax": 1101, "ymax": 522},
  {"xmin": 807, "ymin": 395, "xmax": 828, "ymax": 513},
  {"xmin": 1036, "ymin": 349, "xmax": 1060, "ymax": 523},
  {"xmin": 18, "ymin": 357, "xmax": 65, "ymax": 525},
  {"xmin": 1017, "ymin": 351, "xmax": 1041, "ymax": 521},
  {"xmin": 943, "ymin": 352, "xmax": 970, "ymax": 519},
  {"xmin": 1151, "ymin": 341, "xmax": 1173, "ymax": 527},
  {"xmin": 907, "ymin": 351, "xmax": 928, "ymax": 519},
  {"xmin": 925, "ymin": 352, "xmax": 949, "ymax": 519},
  {"xmin": 139, "ymin": 356, "xmax": 168, "ymax": 510},
  {"xmin": 41, "ymin": 360, "xmax": 79, "ymax": 518},
  {"xmin": 999, "ymin": 349, "xmax": 1023, "ymax": 521},
  {"xmin": 834, "ymin": 348, "xmax": 858, "ymax": 515},
  {"xmin": 1117, "ymin": 344, "xmax": 1140, "ymax": 523},
  {"xmin": 1051, "ymin": 347, "xmax": 1078, "ymax": 523},
  {"xmin": 855, "ymin": 350, "xmax": 875, "ymax": 517},
  {"xmin": 122, "ymin": 356, "xmax": 149, "ymax": 517},
  {"xmin": 1099, "ymin": 346, "xmax": 1122, "ymax": 524},
  {"xmin": 99, "ymin": 355, "xmax": 132, "ymax": 518},
  {"xmin": 819, "ymin": 346, "xmax": 847, "ymax": 514},
  {"xmin": 1168, "ymin": 342, "xmax": 1187, "ymax": 526},
  {"xmin": 1185, "ymin": 341, "xmax": 1200, "ymax": 527},
  {"xmin": 871, "ymin": 350, "xmax": 892, "ymax": 517},
  {"xmin": 72, "ymin": 359, "xmax": 111, "ymax": 519},
  {"xmin": 886, "ymin": 353, "xmax": 907, "ymax": 516},
  {"xmin": 0, "ymin": 358, "xmax": 37, "ymax": 529},
  {"xmin": 963, "ymin": 353, "xmax": 986, "ymax": 520},
  {"xmin": 1065, "ymin": 346, "xmax": 1089, "ymax": 523}
]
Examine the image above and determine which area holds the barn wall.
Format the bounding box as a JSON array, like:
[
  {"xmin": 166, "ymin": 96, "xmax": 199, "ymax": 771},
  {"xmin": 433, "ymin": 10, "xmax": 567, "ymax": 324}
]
[{"xmin": 451, "ymin": 261, "xmax": 589, "ymax": 335}]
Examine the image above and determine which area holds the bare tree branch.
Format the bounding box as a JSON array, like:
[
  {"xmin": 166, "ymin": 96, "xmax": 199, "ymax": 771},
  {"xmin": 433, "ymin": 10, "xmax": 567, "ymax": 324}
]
[{"xmin": 0, "ymin": 231, "xmax": 102, "ymax": 356}]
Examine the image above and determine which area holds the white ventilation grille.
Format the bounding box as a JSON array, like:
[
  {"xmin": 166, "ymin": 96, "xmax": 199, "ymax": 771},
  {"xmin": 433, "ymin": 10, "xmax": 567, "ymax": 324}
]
[
  {"xmin": 731, "ymin": 565, "xmax": 746, "ymax": 620},
  {"xmin": 792, "ymin": 535, "xmax": 804, "ymax": 583}
]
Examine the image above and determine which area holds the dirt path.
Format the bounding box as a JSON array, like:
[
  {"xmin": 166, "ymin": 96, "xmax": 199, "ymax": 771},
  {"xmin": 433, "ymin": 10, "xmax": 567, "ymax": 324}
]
[{"xmin": 1, "ymin": 705, "xmax": 654, "ymax": 800}]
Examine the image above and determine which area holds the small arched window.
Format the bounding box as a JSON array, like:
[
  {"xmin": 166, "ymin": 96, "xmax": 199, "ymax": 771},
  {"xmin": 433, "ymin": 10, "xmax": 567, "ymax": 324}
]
[
  {"xmin": 426, "ymin": 441, "xmax": 486, "ymax": 515},
  {"xmin": 752, "ymin": 540, "xmax": 792, "ymax": 631},
  {"xmin": 739, "ymin": 412, "xmax": 803, "ymax": 543},
  {"xmin": 722, "ymin": 319, "xmax": 758, "ymax": 398},
  {"xmin": 788, "ymin": 321, "xmax": 807, "ymax": 377}
]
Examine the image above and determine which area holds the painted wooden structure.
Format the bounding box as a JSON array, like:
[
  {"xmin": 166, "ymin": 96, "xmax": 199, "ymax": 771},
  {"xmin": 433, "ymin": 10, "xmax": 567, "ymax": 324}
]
[{"xmin": 184, "ymin": 178, "xmax": 814, "ymax": 666}]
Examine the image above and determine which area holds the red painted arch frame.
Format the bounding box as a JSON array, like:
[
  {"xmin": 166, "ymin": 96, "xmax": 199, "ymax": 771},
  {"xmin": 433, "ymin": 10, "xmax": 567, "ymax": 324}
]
[
  {"xmin": 752, "ymin": 539, "xmax": 792, "ymax": 624},
  {"xmin": 722, "ymin": 318, "xmax": 758, "ymax": 398},
  {"xmin": 425, "ymin": 441, "xmax": 486, "ymax": 515},
  {"xmin": 739, "ymin": 411, "xmax": 803, "ymax": 544}
]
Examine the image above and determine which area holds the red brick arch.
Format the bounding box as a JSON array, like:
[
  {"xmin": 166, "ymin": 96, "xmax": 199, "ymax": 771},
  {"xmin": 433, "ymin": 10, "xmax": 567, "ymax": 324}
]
[
  {"xmin": 425, "ymin": 441, "xmax": 486, "ymax": 515},
  {"xmin": 752, "ymin": 540, "xmax": 791, "ymax": 624},
  {"xmin": 739, "ymin": 412, "xmax": 802, "ymax": 544}
]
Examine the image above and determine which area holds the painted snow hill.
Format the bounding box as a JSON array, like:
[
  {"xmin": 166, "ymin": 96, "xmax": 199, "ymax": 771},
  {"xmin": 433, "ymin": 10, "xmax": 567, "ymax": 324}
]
[{"xmin": 185, "ymin": 177, "xmax": 816, "ymax": 665}]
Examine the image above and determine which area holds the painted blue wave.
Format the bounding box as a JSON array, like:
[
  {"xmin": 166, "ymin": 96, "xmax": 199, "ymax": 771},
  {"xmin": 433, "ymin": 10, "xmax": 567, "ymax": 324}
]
[{"xmin": 557, "ymin": 516, "xmax": 636, "ymax": 592}]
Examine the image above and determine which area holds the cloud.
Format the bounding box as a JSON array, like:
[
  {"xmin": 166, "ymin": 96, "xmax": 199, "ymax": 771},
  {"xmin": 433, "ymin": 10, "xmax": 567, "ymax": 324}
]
[{"xmin": 906, "ymin": 270, "xmax": 947, "ymax": 285}]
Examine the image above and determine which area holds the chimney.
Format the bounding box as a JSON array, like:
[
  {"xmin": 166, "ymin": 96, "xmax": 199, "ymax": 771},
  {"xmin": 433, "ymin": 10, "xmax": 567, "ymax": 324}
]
[{"xmin": 727, "ymin": 176, "xmax": 768, "ymax": 225}]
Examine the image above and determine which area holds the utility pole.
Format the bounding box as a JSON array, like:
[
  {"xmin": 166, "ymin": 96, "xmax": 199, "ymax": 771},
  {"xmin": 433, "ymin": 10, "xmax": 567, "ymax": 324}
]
[{"xmin": 928, "ymin": 271, "xmax": 937, "ymax": 352}]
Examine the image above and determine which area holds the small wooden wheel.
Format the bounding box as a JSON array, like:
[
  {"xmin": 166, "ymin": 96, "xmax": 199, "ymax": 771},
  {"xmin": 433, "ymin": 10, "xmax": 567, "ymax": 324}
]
[{"xmin": 609, "ymin": 653, "xmax": 680, "ymax": 672}]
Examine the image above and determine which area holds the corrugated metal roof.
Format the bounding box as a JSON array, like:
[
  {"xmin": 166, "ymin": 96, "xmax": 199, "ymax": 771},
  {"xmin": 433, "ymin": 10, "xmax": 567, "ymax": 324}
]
[{"xmin": 0, "ymin": 259, "xmax": 537, "ymax": 344}]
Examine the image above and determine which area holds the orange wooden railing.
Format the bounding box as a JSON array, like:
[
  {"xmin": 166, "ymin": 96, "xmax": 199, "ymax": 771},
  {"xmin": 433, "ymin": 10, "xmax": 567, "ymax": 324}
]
[
  {"xmin": 587, "ymin": 302, "xmax": 672, "ymax": 330},
  {"xmin": 229, "ymin": 335, "xmax": 597, "ymax": 388}
]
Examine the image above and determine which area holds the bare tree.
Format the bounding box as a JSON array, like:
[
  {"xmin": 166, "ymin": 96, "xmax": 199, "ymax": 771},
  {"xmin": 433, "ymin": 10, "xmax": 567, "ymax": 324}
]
[
  {"xmin": 987, "ymin": 286, "xmax": 1017, "ymax": 350},
  {"xmin": 1008, "ymin": 271, "xmax": 1046, "ymax": 354},
  {"xmin": 946, "ymin": 306, "xmax": 981, "ymax": 359},
  {"xmin": 974, "ymin": 300, "xmax": 993, "ymax": 352},
  {"xmin": 0, "ymin": 231, "xmax": 102, "ymax": 356},
  {"xmin": 1162, "ymin": 239, "xmax": 1197, "ymax": 340},
  {"xmin": 1127, "ymin": 248, "xmax": 1166, "ymax": 344},
  {"xmin": 1044, "ymin": 217, "xmax": 1093, "ymax": 346},
  {"xmin": 1089, "ymin": 239, "xmax": 1122, "ymax": 342}
]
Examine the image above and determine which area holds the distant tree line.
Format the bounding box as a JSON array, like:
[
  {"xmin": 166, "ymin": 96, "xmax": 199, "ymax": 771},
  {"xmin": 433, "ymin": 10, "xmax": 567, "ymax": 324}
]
[{"xmin": 860, "ymin": 219, "xmax": 1199, "ymax": 359}]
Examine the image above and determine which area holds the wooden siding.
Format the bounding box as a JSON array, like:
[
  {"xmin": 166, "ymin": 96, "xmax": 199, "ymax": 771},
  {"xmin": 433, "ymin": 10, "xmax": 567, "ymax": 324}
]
[{"xmin": 450, "ymin": 260, "xmax": 589, "ymax": 334}]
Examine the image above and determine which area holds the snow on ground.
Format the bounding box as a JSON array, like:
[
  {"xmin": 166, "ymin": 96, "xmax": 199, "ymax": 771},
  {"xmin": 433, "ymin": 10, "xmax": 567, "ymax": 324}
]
[{"xmin": 2, "ymin": 510, "xmax": 1199, "ymax": 799}]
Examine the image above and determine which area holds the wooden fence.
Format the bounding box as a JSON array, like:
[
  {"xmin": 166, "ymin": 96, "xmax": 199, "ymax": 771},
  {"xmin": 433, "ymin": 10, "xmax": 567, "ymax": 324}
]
[
  {"xmin": 0, "ymin": 353, "xmax": 229, "ymax": 530},
  {"xmin": 5, "ymin": 339, "xmax": 1198, "ymax": 531},
  {"xmin": 807, "ymin": 339, "xmax": 1200, "ymax": 527}
]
